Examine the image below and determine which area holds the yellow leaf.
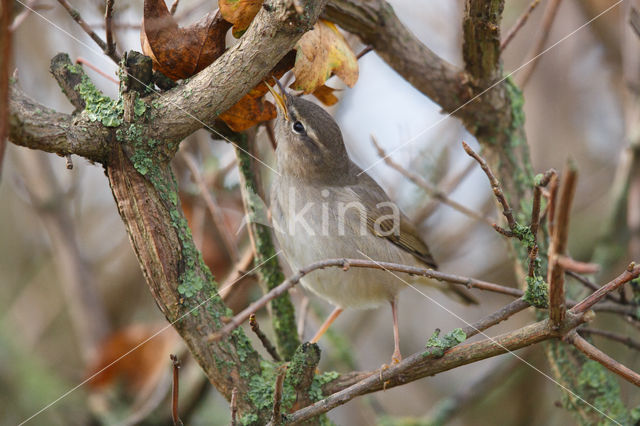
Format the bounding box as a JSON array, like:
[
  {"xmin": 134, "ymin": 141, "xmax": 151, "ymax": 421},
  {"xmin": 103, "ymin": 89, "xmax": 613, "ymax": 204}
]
[
  {"xmin": 292, "ymin": 20, "xmax": 358, "ymax": 94},
  {"xmin": 219, "ymin": 0, "xmax": 262, "ymax": 38}
]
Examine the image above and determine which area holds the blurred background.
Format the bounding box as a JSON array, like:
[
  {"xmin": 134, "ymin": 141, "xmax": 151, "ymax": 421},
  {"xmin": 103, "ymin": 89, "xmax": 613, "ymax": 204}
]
[{"xmin": 2, "ymin": 0, "xmax": 639, "ymax": 424}]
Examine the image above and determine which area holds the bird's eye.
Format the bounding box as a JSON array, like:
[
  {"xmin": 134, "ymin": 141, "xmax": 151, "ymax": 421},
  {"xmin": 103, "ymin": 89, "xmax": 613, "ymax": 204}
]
[{"xmin": 292, "ymin": 121, "xmax": 306, "ymax": 134}]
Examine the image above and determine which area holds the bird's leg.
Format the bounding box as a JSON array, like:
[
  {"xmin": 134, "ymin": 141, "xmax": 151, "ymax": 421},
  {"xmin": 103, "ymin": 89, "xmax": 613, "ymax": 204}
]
[
  {"xmin": 310, "ymin": 306, "xmax": 343, "ymax": 343},
  {"xmin": 390, "ymin": 298, "xmax": 402, "ymax": 364}
]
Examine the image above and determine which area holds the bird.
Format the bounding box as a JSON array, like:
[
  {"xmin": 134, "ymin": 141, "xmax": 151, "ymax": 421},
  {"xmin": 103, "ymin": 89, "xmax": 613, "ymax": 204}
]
[{"xmin": 266, "ymin": 81, "xmax": 477, "ymax": 363}]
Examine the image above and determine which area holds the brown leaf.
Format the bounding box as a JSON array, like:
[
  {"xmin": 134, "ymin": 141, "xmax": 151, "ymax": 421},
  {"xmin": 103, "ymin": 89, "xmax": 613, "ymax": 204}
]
[
  {"xmin": 292, "ymin": 20, "xmax": 358, "ymax": 94},
  {"xmin": 141, "ymin": 0, "xmax": 230, "ymax": 81},
  {"xmin": 218, "ymin": 51, "xmax": 295, "ymax": 131},
  {"xmin": 311, "ymin": 84, "xmax": 339, "ymax": 106},
  {"xmin": 219, "ymin": 94, "xmax": 277, "ymax": 132},
  {"xmin": 87, "ymin": 324, "xmax": 181, "ymax": 394},
  {"xmin": 219, "ymin": 0, "xmax": 262, "ymax": 38}
]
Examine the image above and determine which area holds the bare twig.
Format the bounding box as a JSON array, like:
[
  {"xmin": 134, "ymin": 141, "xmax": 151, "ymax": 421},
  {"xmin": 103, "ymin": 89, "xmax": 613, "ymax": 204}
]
[
  {"xmin": 56, "ymin": 0, "xmax": 122, "ymax": 63},
  {"xmin": 9, "ymin": 0, "xmax": 45, "ymax": 32},
  {"xmin": 414, "ymin": 160, "xmax": 476, "ymax": 224},
  {"xmin": 75, "ymin": 57, "xmax": 119, "ymax": 84},
  {"xmin": 528, "ymin": 169, "xmax": 556, "ymax": 277},
  {"xmin": 547, "ymin": 171, "xmax": 559, "ymax": 238},
  {"xmin": 501, "ymin": 0, "xmax": 542, "ymax": 51},
  {"xmin": 170, "ymin": 354, "xmax": 184, "ymax": 426},
  {"xmin": 556, "ymin": 256, "xmax": 600, "ymax": 275},
  {"xmin": 209, "ymin": 258, "xmax": 524, "ymax": 342},
  {"xmin": 548, "ymin": 162, "xmax": 577, "ymax": 327},
  {"xmin": 518, "ymin": 0, "xmax": 564, "ymax": 88},
  {"xmin": 462, "ymin": 298, "xmax": 531, "ymax": 339},
  {"xmin": 372, "ymin": 137, "xmax": 493, "ymax": 227},
  {"xmin": 566, "ymin": 331, "xmax": 640, "ymax": 387},
  {"xmin": 566, "ymin": 270, "xmax": 622, "ymax": 303},
  {"xmin": 250, "ymin": 314, "xmax": 282, "ymax": 362},
  {"xmin": 183, "ymin": 152, "xmax": 239, "ymax": 262},
  {"xmin": 578, "ymin": 328, "xmax": 640, "ymax": 351},
  {"xmin": 356, "ymin": 45, "xmax": 373, "ymax": 59},
  {"xmin": 104, "ymin": 0, "xmax": 116, "ymax": 59},
  {"xmin": 170, "ymin": 0, "xmax": 180, "ymax": 15},
  {"xmin": 230, "ymin": 388, "xmax": 238, "ymax": 426},
  {"xmin": 462, "ymin": 141, "xmax": 517, "ymax": 230},
  {"xmin": 272, "ymin": 367, "xmax": 287, "ymax": 424},
  {"xmin": 571, "ymin": 262, "xmax": 640, "ymax": 313}
]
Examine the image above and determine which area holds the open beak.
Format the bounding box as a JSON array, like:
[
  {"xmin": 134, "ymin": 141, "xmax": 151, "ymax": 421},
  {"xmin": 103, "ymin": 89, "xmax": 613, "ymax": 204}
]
[{"xmin": 266, "ymin": 78, "xmax": 289, "ymax": 121}]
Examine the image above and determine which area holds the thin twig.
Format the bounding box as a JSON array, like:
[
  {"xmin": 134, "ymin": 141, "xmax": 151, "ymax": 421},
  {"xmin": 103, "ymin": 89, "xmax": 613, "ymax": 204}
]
[
  {"xmin": 356, "ymin": 45, "xmax": 373, "ymax": 59},
  {"xmin": 170, "ymin": 0, "xmax": 180, "ymax": 15},
  {"xmin": 75, "ymin": 57, "xmax": 118, "ymax": 84},
  {"xmin": 209, "ymin": 258, "xmax": 523, "ymax": 342},
  {"xmin": 579, "ymin": 328, "xmax": 640, "ymax": 351},
  {"xmin": 372, "ymin": 137, "xmax": 494, "ymax": 227},
  {"xmin": 547, "ymin": 172, "xmax": 559, "ymax": 238},
  {"xmin": 556, "ymin": 256, "xmax": 600, "ymax": 275},
  {"xmin": 414, "ymin": 160, "xmax": 476, "ymax": 224},
  {"xmin": 230, "ymin": 388, "xmax": 238, "ymax": 426},
  {"xmin": 9, "ymin": 0, "xmax": 44, "ymax": 32},
  {"xmin": 104, "ymin": 0, "xmax": 115, "ymax": 59},
  {"xmin": 272, "ymin": 367, "xmax": 287, "ymax": 424},
  {"xmin": 571, "ymin": 262, "xmax": 640, "ymax": 313},
  {"xmin": 548, "ymin": 162, "xmax": 577, "ymax": 327},
  {"xmin": 56, "ymin": 0, "xmax": 121, "ymax": 63},
  {"xmin": 517, "ymin": 0, "xmax": 564, "ymax": 88},
  {"xmin": 566, "ymin": 331, "xmax": 640, "ymax": 386},
  {"xmin": 461, "ymin": 298, "xmax": 531, "ymax": 339},
  {"xmin": 170, "ymin": 354, "xmax": 184, "ymax": 426},
  {"xmin": 462, "ymin": 141, "xmax": 517, "ymax": 230},
  {"xmin": 501, "ymin": 0, "xmax": 542, "ymax": 51},
  {"xmin": 183, "ymin": 152, "xmax": 239, "ymax": 262},
  {"xmin": 566, "ymin": 270, "xmax": 622, "ymax": 303},
  {"xmin": 250, "ymin": 314, "xmax": 282, "ymax": 362}
]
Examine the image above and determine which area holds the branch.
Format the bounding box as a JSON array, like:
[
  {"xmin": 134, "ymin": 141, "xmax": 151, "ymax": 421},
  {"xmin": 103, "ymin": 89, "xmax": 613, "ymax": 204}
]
[
  {"xmin": 152, "ymin": 0, "xmax": 328, "ymax": 144},
  {"xmin": 462, "ymin": 0, "xmax": 503, "ymax": 84},
  {"xmin": 56, "ymin": 0, "xmax": 121, "ymax": 63},
  {"xmin": 517, "ymin": 0, "xmax": 564, "ymax": 88},
  {"xmin": 371, "ymin": 136, "xmax": 494, "ymax": 227},
  {"xmin": 548, "ymin": 162, "xmax": 577, "ymax": 327},
  {"xmin": 462, "ymin": 141, "xmax": 516, "ymax": 230},
  {"xmin": 501, "ymin": 0, "xmax": 541, "ymax": 51},
  {"xmin": 578, "ymin": 327, "xmax": 640, "ymax": 352},
  {"xmin": 234, "ymin": 132, "xmax": 300, "ymax": 360},
  {"xmin": 566, "ymin": 331, "xmax": 640, "ymax": 387},
  {"xmin": 571, "ymin": 262, "xmax": 640, "ymax": 314},
  {"xmin": 286, "ymin": 313, "xmax": 590, "ymax": 423},
  {"xmin": 209, "ymin": 258, "xmax": 523, "ymax": 342},
  {"xmin": 250, "ymin": 314, "xmax": 282, "ymax": 362},
  {"xmin": 8, "ymin": 83, "xmax": 109, "ymax": 162},
  {"xmin": 104, "ymin": 0, "xmax": 116, "ymax": 59}
]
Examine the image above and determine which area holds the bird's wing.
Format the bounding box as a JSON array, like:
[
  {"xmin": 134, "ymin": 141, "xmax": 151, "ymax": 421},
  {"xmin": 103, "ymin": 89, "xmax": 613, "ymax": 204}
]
[{"xmin": 351, "ymin": 168, "xmax": 478, "ymax": 305}]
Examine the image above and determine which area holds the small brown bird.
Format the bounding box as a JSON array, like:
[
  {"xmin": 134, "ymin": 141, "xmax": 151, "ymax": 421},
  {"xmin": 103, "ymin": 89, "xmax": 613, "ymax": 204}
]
[{"xmin": 267, "ymin": 82, "xmax": 477, "ymax": 363}]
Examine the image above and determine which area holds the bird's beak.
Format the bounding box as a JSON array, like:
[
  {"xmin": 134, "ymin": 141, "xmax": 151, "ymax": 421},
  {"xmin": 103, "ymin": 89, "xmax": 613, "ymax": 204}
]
[{"xmin": 266, "ymin": 79, "xmax": 289, "ymax": 121}]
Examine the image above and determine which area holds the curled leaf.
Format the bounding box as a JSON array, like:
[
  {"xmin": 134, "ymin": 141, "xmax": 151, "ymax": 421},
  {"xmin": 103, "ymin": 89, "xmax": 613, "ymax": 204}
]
[
  {"xmin": 312, "ymin": 84, "xmax": 339, "ymax": 106},
  {"xmin": 292, "ymin": 20, "xmax": 358, "ymax": 94},
  {"xmin": 219, "ymin": 94, "xmax": 276, "ymax": 132},
  {"xmin": 219, "ymin": 0, "xmax": 262, "ymax": 38},
  {"xmin": 142, "ymin": 0, "xmax": 230, "ymax": 80}
]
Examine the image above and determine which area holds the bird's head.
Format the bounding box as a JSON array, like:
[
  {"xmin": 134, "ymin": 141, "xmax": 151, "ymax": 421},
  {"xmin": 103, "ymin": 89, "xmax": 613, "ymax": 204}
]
[{"xmin": 267, "ymin": 80, "xmax": 350, "ymax": 183}]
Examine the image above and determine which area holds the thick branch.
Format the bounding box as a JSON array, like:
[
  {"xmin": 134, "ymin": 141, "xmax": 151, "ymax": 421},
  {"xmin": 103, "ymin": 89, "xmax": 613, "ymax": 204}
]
[
  {"xmin": 463, "ymin": 0, "xmax": 504, "ymax": 83},
  {"xmin": 567, "ymin": 331, "xmax": 640, "ymax": 387},
  {"xmin": 8, "ymin": 84, "xmax": 110, "ymax": 162},
  {"xmin": 152, "ymin": 0, "xmax": 328, "ymax": 143},
  {"xmin": 286, "ymin": 313, "xmax": 590, "ymax": 423}
]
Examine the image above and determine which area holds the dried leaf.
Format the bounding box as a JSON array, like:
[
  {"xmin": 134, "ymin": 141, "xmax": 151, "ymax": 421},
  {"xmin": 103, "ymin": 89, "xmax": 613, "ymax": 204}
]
[
  {"xmin": 311, "ymin": 84, "xmax": 339, "ymax": 106},
  {"xmin": 218, "ymin": 51, "xmax": 295, "ymax": 131},
  {"xmin": 292, "ymin": 20, "xmax": 358, "ymax": 94},
  {"xmin": 219, "ymin": 0, "xmax": 262, "ymax": 38},
  {"xmin": 219, "ymin": 94, "xmax": 277, "ymax": 132},
  {"xmin": 142, "ymin": 0, "xmax": 230, "ymax": 80},
  {"xmin": 87, "ymin": 324, "xmax": 181, "ymax": 394}
]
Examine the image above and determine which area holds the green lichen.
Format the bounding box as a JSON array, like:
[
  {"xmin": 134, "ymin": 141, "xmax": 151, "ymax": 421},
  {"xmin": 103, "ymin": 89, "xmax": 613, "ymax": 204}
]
[
  {"xmin": 70, "ymin": 67, "xmax": 124, "ymax": 128},
  {"xmin": 424, "ymin": 328, "xmax": 466, "ymax": 357},
  {"xmin": 524, "ymin": 275, "xmax": 548, "ymax": 308},
  {"xmin": 235, "ymin": 135, "xmax": 300, "ymax": 360}
]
